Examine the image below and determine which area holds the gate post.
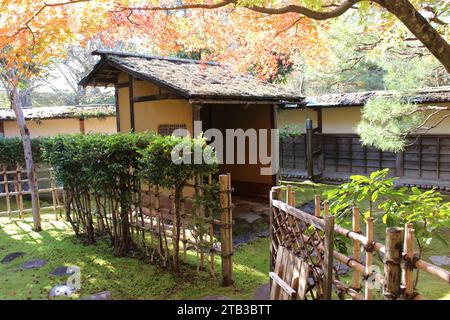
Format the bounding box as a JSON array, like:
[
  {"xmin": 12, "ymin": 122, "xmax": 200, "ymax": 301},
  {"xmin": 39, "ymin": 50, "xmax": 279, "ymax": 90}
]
[
  {"xmin": 219, "ymin": 174, "xmax": 233, "ymax": 286},
  {"xmin": 384, "ymin": 227, "xmax": 404, "ymax": 300},
  {"xmin": 305, "ymin": 118, "xmax": 314, "ymax": 179}
]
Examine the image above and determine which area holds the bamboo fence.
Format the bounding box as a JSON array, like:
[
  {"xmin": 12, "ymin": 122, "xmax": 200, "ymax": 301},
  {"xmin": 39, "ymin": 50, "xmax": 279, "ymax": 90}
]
[
  {"xmin": 129, "ymin": 173, "xmax": 234, "ymax": 286},
  {"xmin": 270, "ymin": 185, "xmax": 450, "ymax": 300},
  {"xmin": 0, "ymin": 164, "xmax": 63, "ymax": 219}
]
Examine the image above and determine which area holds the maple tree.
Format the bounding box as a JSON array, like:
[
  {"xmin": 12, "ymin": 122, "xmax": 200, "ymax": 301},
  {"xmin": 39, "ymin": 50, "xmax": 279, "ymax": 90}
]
[
  {"xmin": 0, "ymin": 0, "xmax": 109, "ymax": 231},
  {"xmin": 111, "ymin": 0, "xmax": 449, "ymax": 73}
]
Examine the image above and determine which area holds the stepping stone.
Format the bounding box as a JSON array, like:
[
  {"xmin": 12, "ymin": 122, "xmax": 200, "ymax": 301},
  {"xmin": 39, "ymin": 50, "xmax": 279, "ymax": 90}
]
[
  {"xmin": 18, "ymin": 259, "xmax": 47, "ymax": 269},
  {"xmin": 429, "ymin": 256, "xmax": 450, "ymax": 266},
  {"xmin": 201, "ymin": 295, "xmax": 233, "ymax": 300},
  {"xmin": 81, "ymin": 291, "xmax": 111, "ymax": 300},
  {"xmin": 237, "ymin": 212, "xmax": 262, "ymax": 224},
  {"xmin": 49, "ymin": 284, "xmax": 77, "ymax": 298},
  {"xmin": 1, "ymin": 252, "xmax": 25, "ymax": 264},
  {"xmin": 253, "ymin": 283, "xmax": 270, "ymax": 300},
  {"xmin": 50, "ymin": 266, "xmax": 75, "ymax": 277}
]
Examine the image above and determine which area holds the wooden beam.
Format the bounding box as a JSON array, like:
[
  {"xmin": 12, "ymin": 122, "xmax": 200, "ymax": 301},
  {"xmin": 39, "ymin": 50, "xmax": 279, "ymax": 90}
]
[
  {"xmin": 0, "ymin": 120, "xmax": 4, "ymax": 137},
  {"xmin": 189, "ymin": 98, "xmax": 303, "ymax": 105},
  {"xmin": 133, "ymin": 93, "xmax": 176, "ymax": 103},
  {"xmin": 129, "ymin": 75, "xmax": 135, "ymax": 132},
  {"xmin": 116, "ymin": 82, "xmax": 130, "ymax": 89}
]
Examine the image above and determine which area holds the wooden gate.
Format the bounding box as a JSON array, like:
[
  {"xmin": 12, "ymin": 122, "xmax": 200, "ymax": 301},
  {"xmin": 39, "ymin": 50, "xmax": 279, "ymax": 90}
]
[{"xmin": 269, "ymin": 186, "xmax": 334, "ymax": 299}]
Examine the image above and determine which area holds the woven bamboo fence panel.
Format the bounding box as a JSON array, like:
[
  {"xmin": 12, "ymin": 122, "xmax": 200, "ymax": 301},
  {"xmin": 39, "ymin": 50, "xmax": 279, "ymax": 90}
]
[{"xmin": 270, "ymin": 185, "xmax": 450, "ymax": 300}]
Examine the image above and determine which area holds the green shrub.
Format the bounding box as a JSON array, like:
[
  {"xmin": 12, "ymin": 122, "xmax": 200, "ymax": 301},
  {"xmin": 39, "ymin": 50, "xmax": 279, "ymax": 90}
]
[
  {"xmin": 0, "ymin": 136, "xmax": 44, "ymax": 167},
  {"xmin": 138, "ymin": 134, "xmax": 218, "ymax": 270}
]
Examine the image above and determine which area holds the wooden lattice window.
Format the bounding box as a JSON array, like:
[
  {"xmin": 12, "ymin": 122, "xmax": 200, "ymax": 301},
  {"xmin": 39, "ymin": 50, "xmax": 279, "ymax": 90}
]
[{"xmin": 158, "ymin": 124, "xmax": 187, "ymax": 136}]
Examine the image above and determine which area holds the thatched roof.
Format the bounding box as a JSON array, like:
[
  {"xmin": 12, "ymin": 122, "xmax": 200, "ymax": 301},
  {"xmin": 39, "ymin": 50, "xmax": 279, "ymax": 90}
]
[
  {"xmin": 80, "ymin": 50, "xmax": 305, "ymax": 104},
  {"xmin": 304, "ymin": 87, "xmax": 450, "ymax": 108},
  {"xmin": 0, "ymin": 105, "xmax": 115, "ymax": 121}
]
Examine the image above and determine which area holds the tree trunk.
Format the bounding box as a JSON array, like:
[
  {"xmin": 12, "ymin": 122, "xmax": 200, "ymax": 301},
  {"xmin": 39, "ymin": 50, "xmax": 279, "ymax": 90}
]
[
  {"xmin": 377, "ymin": 0, "xmax": 450, "ymax": 73},
  {"xmin": 10, "ymin": 86, "xmax": 42, "ymax": 231}
]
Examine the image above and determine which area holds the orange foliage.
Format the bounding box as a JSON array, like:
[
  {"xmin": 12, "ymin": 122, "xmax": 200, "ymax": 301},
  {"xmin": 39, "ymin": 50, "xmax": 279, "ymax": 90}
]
[{"xmin": 0, "ymin": 0, "xmax": 325, "ymax": 83}]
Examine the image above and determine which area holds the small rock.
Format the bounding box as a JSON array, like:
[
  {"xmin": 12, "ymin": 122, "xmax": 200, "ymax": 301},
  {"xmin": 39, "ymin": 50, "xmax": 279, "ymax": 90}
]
[
  {"xmin": 429, "ymin": 256, "xmax": 450, "ymax": 266},
  {"xmin": 253, "ymin": 283, "xmax": 270, "ymax": 300},
  {"xmin": 19, "ymin": 259, "xmax": 47, "ymax": 269},
  {"xmin": 81, "ymin": 291, "xmax": 111, "ymax": 300},
  {"xmin": 51, "ymin": 266, "xmax": 75, "ymax": 277},
  {"xmin": 201, "ymin": 295, "xmax": 233, "ymax": 300},
  {"xmin": 49, "ymin": 284, "xmax": 77, "ymax": 298},
  {"xmin": 1, "ymin": 252, "xmax": 25, "ymax": 264}
]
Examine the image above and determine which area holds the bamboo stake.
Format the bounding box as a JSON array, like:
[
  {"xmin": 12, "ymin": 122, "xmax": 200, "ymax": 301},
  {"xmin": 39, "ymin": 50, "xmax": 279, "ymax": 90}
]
[
  {"xmin": 219, "ymin": 174, "xmax": 233, "ymax": 286},
  {"xmin": 2, "ymin": 164, "xmax": 11, "ymax": 219},
  {"xmin": 384, "ymin": 227, "xmax": 404, "ymax": 300},
  {"xmin": 365, "ymin": 217, "xmax": 374, "ymax": 300},
  {"xmin": 315, "ymin": 194, "xmax": 321, "ymax": 217},
  {"xmin": 50, "ymin": 178, "xmax": 58, "ymax": 220},
  {"xmin": 16, "ymin": 165, "xmax": 24, "ymax": 219},
  {"xmin": 323, "ymin": 200, "xmax": 329, "ymax": 216},
  {"xmin": 208, "ymin": 174, "xmax": 216, "ymax": 278},
  {"xmin": 197, "ymin": 173, "xmax": 205, "ymax": 271},
  {"xmin": 403, "ymin": 223, "xmax": 415, "ymax": 299},
  {"xmin": 352, "ymin": 207, "xmax": 361, "ymax": 292}
]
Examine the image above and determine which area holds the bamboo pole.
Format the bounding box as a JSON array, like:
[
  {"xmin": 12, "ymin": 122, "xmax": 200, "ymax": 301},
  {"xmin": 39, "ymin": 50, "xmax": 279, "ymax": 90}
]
[
  {"xmin": 352, "ymin": 207, "xmax": 361, "ymax": 292},
  {"xmin": 314, "ymin": 194, "xmax": 321, "ymax": 217},
  {"xmin": 384, "ymin": 227, "xmax": 404, "ymax": 300},
  {"xmin": 219, "ymin": 174, "xmax": 233, "ymax": 286},
  {"xmin": 365, "ymin": 217, "xmax": 374, "ymax": 300},
  {"xmin": 323, "ymin": 213, "xmax": 334, "ymax": 300},
  {"xmin": 50, "ymin": 179, "xmax": 58, "ymax": 220},
  {"xmin": 403, "ymin": 223, "xmax": 415, "ymax": 299},
  {"xmin": 208, "ymin": 174, "xmax": 216, "ymax": 279},
  {"xmin": 2, "ymin": 164, "xmax": 11, "ymax": 219},
  {"xmin": 197, "ymin": 173, "xmax": 205, "ymax": 271}
]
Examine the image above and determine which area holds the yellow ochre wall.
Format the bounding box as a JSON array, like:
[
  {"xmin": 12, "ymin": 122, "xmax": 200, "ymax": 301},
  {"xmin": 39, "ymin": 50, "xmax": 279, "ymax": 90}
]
[
  {"xmin": 117, "ymin": 74, "xmax": 193, "ymax": 135},
  {"xmin": 3, "ymin": 117, "xmax": 116, "ymax": 137},
  {"xmin": 277, "ymin": 103, "xmax": 450, "ymax": 135}
]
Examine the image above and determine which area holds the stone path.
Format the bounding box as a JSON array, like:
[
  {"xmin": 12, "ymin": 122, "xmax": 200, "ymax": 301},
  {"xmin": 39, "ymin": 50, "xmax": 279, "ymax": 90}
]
[
  {"xmin": 18, "ymin": 259, "xmax": 47, "ymax": 270},
  {"xmin": 50, "ymin": 266, "xmax": 75, "ymax": 276},
  {"xmin": 49, "ymin": 284, "xmax": 77, "ymax": 298},
  {"xmin": 81, "ymin": 291, "xmax": 111, "ymax": 300},
  {"xmin": 232, "ymin": 199, "xmax": 270, "ymax": 247},
  {"xmin": 1, "ymin": 252, "xmax": 25, "ymax": 264},
  {"xmin": 253, "ymin": 283, "xmax": 269, "ymax": 300}
]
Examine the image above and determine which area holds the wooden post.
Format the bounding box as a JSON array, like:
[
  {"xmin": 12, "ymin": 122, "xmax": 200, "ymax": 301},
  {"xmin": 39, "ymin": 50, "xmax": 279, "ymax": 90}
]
[
  {"xmin": 403, "ymin": 223, "xmax": 415, "ymax": 299},
  {"xmin": 323, "ymin": 213, "xmax": 335, "ymax": 300},
  {"xmin": 365, "ymin": 217, "xmax": 374, "ymax": 300},
  {"xmin": 219, "ymin": 174, "xmax": 233, "ymax": 286},
  {"xmin": 314, "ymin": 194, "xmax": 321, "ymax": 217},
  {"xmin": 79, "ymin": 118, "xmax": 85, "ymax": 134},
  {"xmin": 384, "ymin": 227, "xmax": 404, "ymax": 300},
  {"xmin": 352, "ymin": 207, "xmax": 361, "ymax": 292},
  {"xmin": 129, "ymin": 75, "xmax": 135, "ymax": 132},
  {"xmin": 305, "ymin": 118, "xmax": 314, "ymax": 179}
]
